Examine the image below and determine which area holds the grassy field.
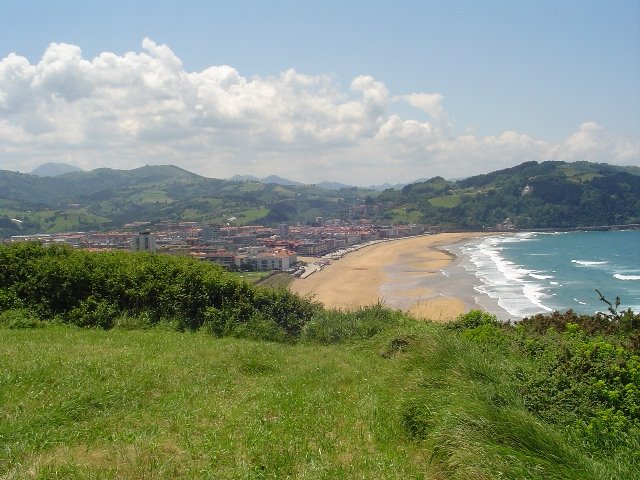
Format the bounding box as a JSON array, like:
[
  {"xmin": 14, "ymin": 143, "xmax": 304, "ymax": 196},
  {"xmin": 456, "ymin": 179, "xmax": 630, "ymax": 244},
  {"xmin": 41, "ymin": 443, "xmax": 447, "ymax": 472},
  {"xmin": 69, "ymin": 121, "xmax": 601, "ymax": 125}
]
[
  {"xmin": 225, "ymin": 270, "xmax": 275, "ymax": 283},
  {"xmin": 428, "ymin": 195, "xmax": 461, "ymax": 208},
  {"xmin": 1, "ymin": 317, "xmax": 631, "ymax": 480},
  {"xmin": 1, "ymin": 323, "xmax": 431, "ymax": 479},
  {"xmin": 254, "ymin": 272, "xmax": 294, "ymax": 289}
]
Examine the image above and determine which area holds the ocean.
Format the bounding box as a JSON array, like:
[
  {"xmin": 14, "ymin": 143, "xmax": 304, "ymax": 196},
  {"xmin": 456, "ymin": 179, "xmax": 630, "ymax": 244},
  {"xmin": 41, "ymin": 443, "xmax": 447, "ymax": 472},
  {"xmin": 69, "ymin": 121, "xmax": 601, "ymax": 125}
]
[{"xmin": 450, "ymin": 230, "xmax": 640, "ymax": 320}]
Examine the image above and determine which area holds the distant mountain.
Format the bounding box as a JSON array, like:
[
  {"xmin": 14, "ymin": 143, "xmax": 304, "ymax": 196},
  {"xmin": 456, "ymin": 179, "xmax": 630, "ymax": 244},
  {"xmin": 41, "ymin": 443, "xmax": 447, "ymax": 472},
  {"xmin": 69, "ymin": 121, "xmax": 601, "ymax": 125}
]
[
  {"xmin": 230, "ymin": 174, "xmax": 303, "ymax": 186},
  {"xmin": 365, "ymin": 182, "xmax": 410, "ymax": 191},
  {"xmin": 0, "ymin": 164, "xmax": 370, "ymax": 235},
  {"xmin": 230, "ymin": 174, "xmax": 411, "ymax": 191},
  {"xmin": 2, "ymin": 161, "xmax": 639, "ymax": 237},
  {"xmin": 230, "ymin": 174, "xmax": 261, "ymax": 182},
  {"xmin": 31, "ymin": 162, "xmax": 83, "ymax": 177},
  {"xmin": 261, "ymin": 175, "xmax": 303, "ymax": 186},
  {"xmin": 316, "ymin": 181, "xmax": 355, "ymax": 190}
]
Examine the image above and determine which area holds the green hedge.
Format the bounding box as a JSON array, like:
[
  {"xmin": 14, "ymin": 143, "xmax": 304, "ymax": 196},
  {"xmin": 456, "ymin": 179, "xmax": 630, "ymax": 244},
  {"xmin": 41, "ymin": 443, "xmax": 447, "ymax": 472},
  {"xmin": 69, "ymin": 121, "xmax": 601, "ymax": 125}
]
[{"xmin": 0, "ymin": 242, "xmax": 318, "ymax": 339}]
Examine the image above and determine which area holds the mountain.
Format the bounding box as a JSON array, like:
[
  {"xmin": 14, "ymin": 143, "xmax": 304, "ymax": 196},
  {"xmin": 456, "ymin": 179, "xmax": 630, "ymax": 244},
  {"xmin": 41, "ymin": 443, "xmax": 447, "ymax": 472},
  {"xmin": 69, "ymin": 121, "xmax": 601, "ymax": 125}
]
[
  {"xmin": 365, "ymin": 182, "xmax": 410, "ymax": 191},
  {"xmin": 316, "ymin": 181, "xmax": 355, "ymax": 190},
  {"xmin": 1, "ymin": 161, "xmax": 638, "ymax": 237},
  {"xmin": 230, "ymin": 174, "xmax": 303, "ymax": 186},
  {"xmin": 261, "ymin": 175, "xmax": 303, "ymax": 186},
  {"xmin": 230, "ymin": 174, "xmax": 261, "ymax": 182},
  {"xmin": 229, "ymin": 174, "xmax": 414, "ymax": 191},
  {"xmin": 31, "ymin": 162, "xmax": 83, "ymax": 177},
  {"xmin": 0, "ymin": 165, "xmax": 370, "ymax": 235}
]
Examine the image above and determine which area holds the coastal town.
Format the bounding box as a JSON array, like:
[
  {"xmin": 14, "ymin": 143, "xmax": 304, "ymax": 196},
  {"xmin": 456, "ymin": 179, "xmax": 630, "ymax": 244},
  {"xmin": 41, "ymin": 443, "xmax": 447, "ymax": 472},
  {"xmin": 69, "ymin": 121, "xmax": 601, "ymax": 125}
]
[{"xmin": 4, "ymin": 220, "xmax": 427, "ymax": 276}]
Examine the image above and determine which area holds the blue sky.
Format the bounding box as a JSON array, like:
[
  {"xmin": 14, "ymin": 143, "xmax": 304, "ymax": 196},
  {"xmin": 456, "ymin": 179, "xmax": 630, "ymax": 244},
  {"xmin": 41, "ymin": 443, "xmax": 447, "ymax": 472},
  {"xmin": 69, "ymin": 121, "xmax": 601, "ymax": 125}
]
[{"xmin": 0, "ymin": 0, "xmax": 638, "ymax": 184}]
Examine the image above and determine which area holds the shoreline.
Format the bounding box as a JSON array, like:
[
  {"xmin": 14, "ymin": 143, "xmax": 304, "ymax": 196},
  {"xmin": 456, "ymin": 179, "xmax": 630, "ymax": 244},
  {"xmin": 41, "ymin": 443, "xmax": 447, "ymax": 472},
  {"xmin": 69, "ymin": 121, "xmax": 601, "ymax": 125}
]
[{"xmin": 289, "ymin": 232, "xmax": 500, "ymax": 322}]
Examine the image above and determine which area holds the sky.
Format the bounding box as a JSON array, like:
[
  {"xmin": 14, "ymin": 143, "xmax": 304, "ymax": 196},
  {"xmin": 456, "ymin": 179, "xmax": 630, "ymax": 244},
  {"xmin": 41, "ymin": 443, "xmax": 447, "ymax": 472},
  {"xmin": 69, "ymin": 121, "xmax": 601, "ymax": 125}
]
[{"xmin": 0, "ymin": 0, "xmax": 638, "ymax": 185}]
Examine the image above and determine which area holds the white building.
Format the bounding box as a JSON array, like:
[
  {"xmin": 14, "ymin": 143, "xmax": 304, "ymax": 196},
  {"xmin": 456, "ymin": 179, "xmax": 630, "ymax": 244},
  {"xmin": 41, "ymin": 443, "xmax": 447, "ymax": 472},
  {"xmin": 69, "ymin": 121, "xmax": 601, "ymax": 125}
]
[
  {"xmin": 131, "ymin": 231, "xmax": 157, "ymax": 252},
  {"xmin": 247, "ymin": 248, "xmax": 297, "ymax": 271}
]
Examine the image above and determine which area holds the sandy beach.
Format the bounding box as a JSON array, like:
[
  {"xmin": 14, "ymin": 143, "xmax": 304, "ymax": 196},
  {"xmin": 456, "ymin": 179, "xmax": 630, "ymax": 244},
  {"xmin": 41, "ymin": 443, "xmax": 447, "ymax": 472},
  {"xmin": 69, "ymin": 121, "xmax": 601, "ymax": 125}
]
[{"xmin": 290, "ymin": 232, "xmax": 498, "ymax": 322}]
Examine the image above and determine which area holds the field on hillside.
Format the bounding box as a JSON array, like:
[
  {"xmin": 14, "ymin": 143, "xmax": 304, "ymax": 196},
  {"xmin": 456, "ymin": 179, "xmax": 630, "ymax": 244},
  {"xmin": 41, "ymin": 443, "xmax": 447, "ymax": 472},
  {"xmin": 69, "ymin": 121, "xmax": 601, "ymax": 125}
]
[
  {"xmin": 1, "ymin": 243, "xmax": 638, "ymax": 479},
  {"xmin": 2, "ymin": 313, "xmax": 638, "ymax": 480}
]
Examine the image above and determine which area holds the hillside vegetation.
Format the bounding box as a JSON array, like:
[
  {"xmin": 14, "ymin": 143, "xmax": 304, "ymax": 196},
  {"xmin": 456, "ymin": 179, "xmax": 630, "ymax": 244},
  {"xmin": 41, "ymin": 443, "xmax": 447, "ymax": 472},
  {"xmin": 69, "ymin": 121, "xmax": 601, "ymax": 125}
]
[
  {"xmin": 376, "ymin": 161, "xmax": 640, "ymax": 229},
  {"xmin": 1, "ymin": 243, "xmax": 639, "ymax": 479},
  {"xmin": 1, "ymin": 160, "xmax": 639, "ymax": 237},
  {"xmin": 0, "ymin": 165, "xmax": 367, "ymax": 236}
]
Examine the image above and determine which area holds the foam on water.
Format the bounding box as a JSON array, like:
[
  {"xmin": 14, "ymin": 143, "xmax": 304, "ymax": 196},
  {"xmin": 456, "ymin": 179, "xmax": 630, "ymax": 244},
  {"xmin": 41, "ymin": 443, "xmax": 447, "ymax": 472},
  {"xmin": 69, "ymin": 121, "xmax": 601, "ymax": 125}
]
[
  {"xmin": 461, "ymin": 233, "xmax": 554, "ymax": 318},
  {"xmin": 458, "ymin": 230, "xmax": 640, "ymax": 319},
  {"xmin": 530, "ymin": 273, "xmax": 554, "ymax": 280},
  {"xmin": 614, "ymin": 274, "xmax": 640, "ymax": 281},
  {"xmin": 572, "ymin": 260, "xmax": 608, "ymax": 267}
]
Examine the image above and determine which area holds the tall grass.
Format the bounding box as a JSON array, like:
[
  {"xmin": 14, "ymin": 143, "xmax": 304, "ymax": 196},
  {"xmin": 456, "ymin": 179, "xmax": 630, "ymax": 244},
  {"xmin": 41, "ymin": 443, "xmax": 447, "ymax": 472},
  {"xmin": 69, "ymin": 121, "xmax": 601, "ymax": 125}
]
[
  {"xmin": 2, "ymin": 314, "xmax": 635, "ymax": 479},
  {"xmin": 1, "ymin": 324, "xmax": 431, "ymax": 479}
]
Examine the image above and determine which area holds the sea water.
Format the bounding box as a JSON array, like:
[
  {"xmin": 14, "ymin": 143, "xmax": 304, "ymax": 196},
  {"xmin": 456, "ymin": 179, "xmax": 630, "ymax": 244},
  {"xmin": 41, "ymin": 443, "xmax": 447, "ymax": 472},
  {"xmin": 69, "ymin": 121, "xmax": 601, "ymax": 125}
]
[{"xmin": 454, "ymin": 230, "xmax": 640, "ymax": 319}]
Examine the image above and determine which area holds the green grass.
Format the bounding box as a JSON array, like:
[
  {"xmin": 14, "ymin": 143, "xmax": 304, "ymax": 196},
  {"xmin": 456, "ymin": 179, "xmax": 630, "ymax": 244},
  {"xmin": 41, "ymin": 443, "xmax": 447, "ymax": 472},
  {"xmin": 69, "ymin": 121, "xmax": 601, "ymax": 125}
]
[
  {"xmin": 226, "ymin": 271, "xmax": 275, "ymax": 283},
  {"xmin": 388, "ymin": 208, "xmax": 423, "ymax": 224},
  {"xmin": 1, "ymin": 317, "xmax": 630, "ymax": 479},
  {"xmin": 255, "ymin": 272, "xmax": 294, "ymax": 289},
  {"xmin": 1, "ymin": 324, "xmax": 432, "ymax": 479},
  {"xmin": 135, "ymin": 189, "xmax": 174, "ymax": 203},
  {"xmin": 0, "ymin": 207, "xmax": 111, "ymax": 233},
  {"xmin": 234, "ymin": 207, "xmax": 270, "ymax": 225},
  {"xmin": 428, "ymin": 195, "xmax": 461, "ymax": 208}
]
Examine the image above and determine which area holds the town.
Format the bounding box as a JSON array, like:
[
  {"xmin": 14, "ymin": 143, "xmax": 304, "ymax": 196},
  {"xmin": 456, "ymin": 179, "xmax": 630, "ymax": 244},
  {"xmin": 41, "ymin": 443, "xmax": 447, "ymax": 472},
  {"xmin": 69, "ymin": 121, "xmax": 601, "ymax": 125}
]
[{"xmin": 5, "ymin": 220, "xmax": 427, "ymax": 275}]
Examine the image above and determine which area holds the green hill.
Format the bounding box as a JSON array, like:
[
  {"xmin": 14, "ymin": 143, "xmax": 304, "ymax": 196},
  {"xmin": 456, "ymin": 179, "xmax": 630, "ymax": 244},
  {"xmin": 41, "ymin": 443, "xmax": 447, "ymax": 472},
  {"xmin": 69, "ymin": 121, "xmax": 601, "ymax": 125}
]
[
  {"xmin": 0, "ymin": 165, "xmax": 369, "ymax": 235},
  {"xmin": 374, "ymin": 161, "xmax": 640, "ymax": 229},
  {"xmin": 1, "ymin": 161, "xmax": 639, "ymax": 236}
]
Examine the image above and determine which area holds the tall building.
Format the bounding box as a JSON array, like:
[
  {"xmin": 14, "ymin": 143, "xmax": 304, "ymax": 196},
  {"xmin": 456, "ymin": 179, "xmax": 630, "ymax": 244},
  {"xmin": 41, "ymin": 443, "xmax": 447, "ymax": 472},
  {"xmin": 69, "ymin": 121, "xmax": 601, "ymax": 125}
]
[
  {"xmin": 200, "ymin": 223, "xmax": 222, "ymax": 243},
  {"xmin": 131, "ymin": 231, "xmax": 157, "ymax": 252},
  {"xmin": 277, "ymin": 223, "xmax": 290, "ymax": 237}
]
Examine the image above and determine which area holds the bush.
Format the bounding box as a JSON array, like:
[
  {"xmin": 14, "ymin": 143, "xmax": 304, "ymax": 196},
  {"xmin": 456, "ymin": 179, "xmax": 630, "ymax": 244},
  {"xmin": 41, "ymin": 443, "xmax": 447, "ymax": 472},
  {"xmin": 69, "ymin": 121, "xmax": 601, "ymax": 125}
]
[
  {"xmin": 515, "ymin": 310, "xmax": 640, "ymax": 453},
  {"xmin": 0, "ymin": 289, "xmax": 23, "ymax": 311},
  {"xmin": 448, "ymin": 310, "xmax": 499, "ymax": 331},
  {"xmin": 112, "ymin": 311, "xmax": 153, "ymax": 330},
  {"xmin": 68, "ymin": 296, "xmax": 119, "ymax": 329},
  {"xmin": 0, "ymin": 308, "xmax": 45, "ymax": 329},
  {"xmin": 0, "ymin": 242, "xmax": 320, "ymax": 341}
]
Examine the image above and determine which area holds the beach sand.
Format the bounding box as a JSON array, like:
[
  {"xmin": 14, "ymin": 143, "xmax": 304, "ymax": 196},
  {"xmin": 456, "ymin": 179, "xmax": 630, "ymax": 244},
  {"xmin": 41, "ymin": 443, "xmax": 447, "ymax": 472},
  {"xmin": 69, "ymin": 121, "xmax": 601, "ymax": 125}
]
[{"xmin": 290, "ymin": 232, "xmax": 497, "ymax": 322}]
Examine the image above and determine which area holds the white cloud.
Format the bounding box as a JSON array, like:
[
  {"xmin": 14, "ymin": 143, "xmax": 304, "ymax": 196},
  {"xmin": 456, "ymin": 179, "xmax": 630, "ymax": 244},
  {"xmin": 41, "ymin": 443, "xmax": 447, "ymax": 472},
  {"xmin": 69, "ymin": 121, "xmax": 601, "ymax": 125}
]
[
  {"xmin": 0, "ymin": 39, "xmax": 637, "ymax": 184},
  {"xmin": 402, "ymin": 92, "xmax": 450, "ymax": 129}
]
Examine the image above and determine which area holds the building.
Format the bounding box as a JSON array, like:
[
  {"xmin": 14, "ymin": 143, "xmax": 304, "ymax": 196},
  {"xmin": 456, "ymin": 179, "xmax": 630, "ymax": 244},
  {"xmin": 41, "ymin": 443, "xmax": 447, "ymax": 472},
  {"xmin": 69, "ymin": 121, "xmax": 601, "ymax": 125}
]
[
  {"xmin": 200, "ymin": 223, "xmax": 222, "ymax": 243},
  {"xmin": 192, "ymin": 249, "xmax": 239, "ymax": 269},
  {"xmin": 277, "ymin": 223, "xmax": 290, "ymax": 237},
  {"xmin": 131, "ymin": 231, "xmax": 157, "ymax": 252},
  {"xmin": 246, "ymin": 248, "xmax": 297, "ymax": 271}
]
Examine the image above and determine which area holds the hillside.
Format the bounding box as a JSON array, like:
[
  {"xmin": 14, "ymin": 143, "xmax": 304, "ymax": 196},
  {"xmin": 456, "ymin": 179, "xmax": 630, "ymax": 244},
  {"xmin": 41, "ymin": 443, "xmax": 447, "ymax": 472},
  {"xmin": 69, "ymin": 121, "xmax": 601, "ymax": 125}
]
[
  {"xmin": 374, "ymin": 161, "xmax": 640, "ymax": 229},
  {"xmin": 1, "ymin": 160, "xmax": 639, "ymax": 236},
  {"xmin": 0, "ymin": 165, "xmax": 369, "ymax": 236},
  {"xmin": 1, "ymin": 243, "xmax": 639, "ymax": 478}
]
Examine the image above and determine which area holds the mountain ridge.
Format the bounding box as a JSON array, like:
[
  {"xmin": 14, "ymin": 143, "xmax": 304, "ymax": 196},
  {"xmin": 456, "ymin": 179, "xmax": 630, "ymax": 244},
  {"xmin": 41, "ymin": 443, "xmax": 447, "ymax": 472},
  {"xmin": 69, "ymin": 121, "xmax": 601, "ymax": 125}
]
[{"xmin": 1, "ymin": 160, "xmax": 638, "ymax": 236}]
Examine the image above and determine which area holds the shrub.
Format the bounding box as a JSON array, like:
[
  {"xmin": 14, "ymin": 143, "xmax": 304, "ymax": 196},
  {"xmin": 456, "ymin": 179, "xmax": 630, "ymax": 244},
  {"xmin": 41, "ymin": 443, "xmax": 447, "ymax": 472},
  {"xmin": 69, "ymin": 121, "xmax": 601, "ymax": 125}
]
[
  {"xmin": 112, "ymin": 311, "xmax": 153, "ymax": 330},
  {"xmin": 448, "ymin": 309, "xmax": 499, "ymax": 331},
  {"xmin": 0, "ymin": 242, "xmax": 320, "ymax": 341},
  {"xmin": 0, "ymin": 308, "xmax": 45, "ymax": 329},
  {"xmin": 68, "ymin": 296, "xmax": 119, "ymax": 329}
]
